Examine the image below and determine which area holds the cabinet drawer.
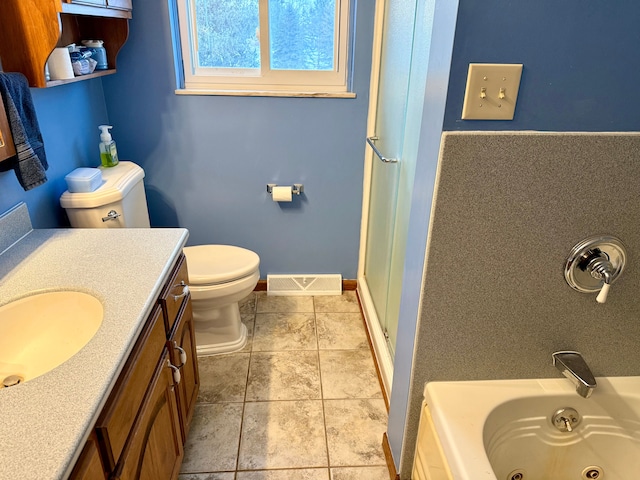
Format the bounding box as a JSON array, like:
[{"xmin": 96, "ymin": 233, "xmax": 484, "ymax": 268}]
[
  {"xmin": 113, "ymin": 349, "xmax": 183, "ymax": 480},
  {"xmin": 96, "ymin": 307, "xmax": 166, "ymax": 471},
  {"xmin": 159, "ymin": 254, "xmax": 189, "ymax": 334}
]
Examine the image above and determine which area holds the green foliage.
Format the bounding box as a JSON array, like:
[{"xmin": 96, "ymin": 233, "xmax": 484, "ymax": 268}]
[
  {"xmin": 194, "ymin": 0, "xmax": 336, "ymax": 71},
  {"xmin": 195, "ymin": 0, "xmax": 260, "ymax": 69}
]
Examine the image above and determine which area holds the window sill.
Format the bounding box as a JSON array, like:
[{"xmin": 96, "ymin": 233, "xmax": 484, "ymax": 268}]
[{"xmin": 174, "ymin": 89, "xmax": 357, "ymax": 98}]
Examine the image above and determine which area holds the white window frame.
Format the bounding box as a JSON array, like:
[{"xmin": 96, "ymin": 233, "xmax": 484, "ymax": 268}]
[{"xmin": 175, "ymin": 0, "xmax": 352, "ymax": 95}]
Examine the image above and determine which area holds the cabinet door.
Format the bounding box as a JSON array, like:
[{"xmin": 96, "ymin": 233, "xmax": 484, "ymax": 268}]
[
  {"xmin": 69, "ymin": 432, "xmax": 106, "ymax": 480},
  {"xmin": 0, "ymin": 100, "xmax": 16, "ymax": 163},
  {"xmin": 107, "ymin": 0, "xmax": 132, "ymax": 10},
  {"xmin": 95, "ymin": 308, "xmax": 167, "ymax": 471},
  {"xmin": 65, "ymin": 0, "xmax": 107, "ymax": 5},
  {"xmin": 169, "ymin": 299, "xmax": 199, "ymax": 443},
  {"xmin": 114, "ymin": 350, "xmax": 183, "ymax": 480}
]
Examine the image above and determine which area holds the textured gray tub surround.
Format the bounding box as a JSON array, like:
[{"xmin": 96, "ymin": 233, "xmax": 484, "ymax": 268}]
[
  {"xmin": 404, "ymin": 132, "xmax": 640, "ymax": 469},
  {"xmin": 0, "ymin": 204, "xmax": 188, "ymax": 480}
]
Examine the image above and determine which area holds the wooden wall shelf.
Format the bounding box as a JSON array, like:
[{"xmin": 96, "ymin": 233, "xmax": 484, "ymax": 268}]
[
  {"xmin": 0, "ymin": 0, "xmax": 131, "ymax": 88},
  {"xmin": 46, "ymin": 68, "xmax": 116, "ymax": 87}
]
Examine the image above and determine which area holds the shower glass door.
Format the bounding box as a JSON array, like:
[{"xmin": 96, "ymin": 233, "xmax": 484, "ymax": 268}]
[{"xmin": 363, "ymin": 0, "xmax": 418, "ymax": 359}]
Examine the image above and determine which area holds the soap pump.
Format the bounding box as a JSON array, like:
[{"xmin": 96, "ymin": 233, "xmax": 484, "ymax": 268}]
[{"xmin": 98, "ymin": 125, "xmax": 119, "ymax": 167}]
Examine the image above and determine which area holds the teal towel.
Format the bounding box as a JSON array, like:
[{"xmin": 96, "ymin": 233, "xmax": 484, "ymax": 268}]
[{"xmin": 0, "ymin": 72, "xmax": 48, "ymax": 191}]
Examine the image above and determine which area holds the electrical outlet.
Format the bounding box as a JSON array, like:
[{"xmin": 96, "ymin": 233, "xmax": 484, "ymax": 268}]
[{"xmin": 461, "ymin": 63, "xmax": 523, "ymax": 120}]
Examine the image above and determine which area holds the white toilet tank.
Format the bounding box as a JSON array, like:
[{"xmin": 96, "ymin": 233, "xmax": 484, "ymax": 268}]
[{"xmin": 60, "ymin": 161, "xmax": 151, "ymax": 228}]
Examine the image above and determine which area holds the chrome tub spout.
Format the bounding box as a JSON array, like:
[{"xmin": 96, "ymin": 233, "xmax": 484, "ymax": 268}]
[{"xmin": 552, "ymin": 351, "xmax": 597, "ymax": 398}]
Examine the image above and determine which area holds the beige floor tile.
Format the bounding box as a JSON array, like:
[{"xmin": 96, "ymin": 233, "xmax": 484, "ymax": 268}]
[
  {"xmin": 197, "ymin": 353, "xmax": 250, "ymax": 403},
  {"xmin": 179, "ymin": 474, "xmax": 235, "ymax": 480},
  {"xmin": 324, "ymin": 399, "xmax": 387, "ymax": 467},
  {"xmin": 181, "ymin": 403, "xmax": 244, "ymax": 473},
  {"xmin": 330, "ymin": 466, "xmax": 390, "ymax": 480},
  {"xmin": 253, "ymin": 313, "xmax": 317, "ymax": 351},
  {"xmin": 238, "ymin": 401, "xmax": 327, "ymax": 470},
  {"xmin": 316, "ymin": 313, "xmax": 369, "ymax": 350},
  {"xmin": 237, "ymin": 469, "xmax": 330, "ymax": 480},
  {"xmin": 256, "ymin": 293, "xmax": 315, "ymax": 313},
  {"xmin": 313, "ymin": 292, "xmax": 361, "ymax": 313},
  {"xmin": 240, "ymin": 292, "xmax": 257, "ymax": 314},
  {"xmin": 319, "ymin": 350, "xmax": 382, "ymax": 399},
  {"xmin": 246, "ymin": 351, "xmax": 321, "ymax": 401}
]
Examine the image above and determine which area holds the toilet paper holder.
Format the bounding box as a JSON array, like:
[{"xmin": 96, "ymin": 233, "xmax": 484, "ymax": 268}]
[{"xmin": 267, "ymin": 184, "xmax": 304, "ymax": 195}]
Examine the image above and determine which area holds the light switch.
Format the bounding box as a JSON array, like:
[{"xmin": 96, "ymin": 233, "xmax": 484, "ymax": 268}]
[{"xmin": 461, "ymin": 63, "xmax": 523, "ymax": 120}]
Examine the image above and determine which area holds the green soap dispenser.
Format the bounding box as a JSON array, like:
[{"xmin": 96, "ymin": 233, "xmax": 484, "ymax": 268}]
[{"xmin": 98, "ymin": 125, "xmax": 119, "ymax": 167}]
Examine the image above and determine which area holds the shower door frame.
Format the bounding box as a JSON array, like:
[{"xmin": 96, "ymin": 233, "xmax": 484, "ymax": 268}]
[{"xmin": 357, "ymin": 0, "xmax": 394, "ymax": 398}]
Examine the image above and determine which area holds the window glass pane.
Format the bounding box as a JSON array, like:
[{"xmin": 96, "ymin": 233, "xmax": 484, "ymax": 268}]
[
  {"xmin": 195, "ymin": 0, "xmax": 260, "ymax": 69},
  {"xmin": 269, "ymin": 0, "xmax": 336, "ymax": 71}
]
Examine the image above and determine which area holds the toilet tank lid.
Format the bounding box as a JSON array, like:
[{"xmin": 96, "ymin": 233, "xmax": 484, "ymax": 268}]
[
  {"xmin": 60, "ymin": 161, "xmax": 145, "ymax": 209},
  {"xmin": 183, "ymin": 245, "xmax": 260, "ymax": 285}
]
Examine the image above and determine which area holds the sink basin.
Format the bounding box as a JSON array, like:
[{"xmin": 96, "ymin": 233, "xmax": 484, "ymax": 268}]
[
  {"xmin": 424, "ymin": 377, "xmax": 640, "ymax": 480},
  {"xmin": 0, "ymin": 291, "xmax": 103, "ymax": 386}
]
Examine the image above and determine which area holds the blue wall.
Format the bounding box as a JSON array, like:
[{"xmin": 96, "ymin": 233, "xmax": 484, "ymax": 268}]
[
  {"xmin": 444, "ymin": 2, "xmax": 640, "ymax": 131},
  {"xmin": 101, "ymin": 0, "xmax": 375, "ymax": 279},
  {"xmin": 0, "ymin": 80, "xmax": 109, "ymax": 228}
]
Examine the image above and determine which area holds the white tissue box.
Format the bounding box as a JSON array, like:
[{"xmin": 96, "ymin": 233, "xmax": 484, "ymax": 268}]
[{"xmin": 65, "ymin": 168, "xmax": 103, "ymax": 193}]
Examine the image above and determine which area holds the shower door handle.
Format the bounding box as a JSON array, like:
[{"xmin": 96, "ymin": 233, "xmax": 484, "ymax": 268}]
[{"xmin": 366, "ymin": 136, "xmax": 398, "ymax": 164}]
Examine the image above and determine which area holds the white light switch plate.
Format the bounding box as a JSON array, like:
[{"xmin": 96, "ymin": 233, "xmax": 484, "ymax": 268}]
[{"xmin": 461, "ymin": 63, "xmax": 523, "ymax": 120}]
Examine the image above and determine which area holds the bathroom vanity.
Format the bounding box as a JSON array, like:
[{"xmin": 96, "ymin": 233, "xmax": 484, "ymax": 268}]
[{"xmin": 0, "ymin": 204, "xmax": 197, "ymax": 479}]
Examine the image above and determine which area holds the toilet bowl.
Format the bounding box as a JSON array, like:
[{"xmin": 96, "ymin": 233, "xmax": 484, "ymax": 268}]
[
  {"xmin": 60, "ymin": 161, "xmax": 260, "ymax": 355},
  {"xmin": 183, "ymin": 244, "xmax": 259, "ymax": 355}
]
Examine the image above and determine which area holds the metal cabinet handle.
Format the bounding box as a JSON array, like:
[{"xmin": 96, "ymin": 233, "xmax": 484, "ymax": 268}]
[
  {"xmin": 167, "ymin": 359, "xmax": 181, "ymax": 385},
  {"xmin": 366, "ymin": 136, "xmax": 398, "ymax": 163},
  {"xmin": 0, "ymin": 129, "xmax": 5, "ymax": 148},
  {"xmin": 172, "ymin": 281, "xmax": 189, "ymax": 301},
  {"xmin": 173, "ymin": 341, "xmax": 187, "ymax": 366}
]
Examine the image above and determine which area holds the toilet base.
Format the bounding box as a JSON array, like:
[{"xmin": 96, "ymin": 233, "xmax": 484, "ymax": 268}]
[
  {"xmin": 196, "ymin": 322, "xmax": 248, "ymax": 356},
  {"xmin": 193, "ymin": 302, "xmax": 248, "ymax": 355}
]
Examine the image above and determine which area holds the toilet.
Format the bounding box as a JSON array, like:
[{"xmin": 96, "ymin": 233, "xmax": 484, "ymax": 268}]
[{"xmin": 60, "ymin": 161, "xmax": 259, "ymax": 355}]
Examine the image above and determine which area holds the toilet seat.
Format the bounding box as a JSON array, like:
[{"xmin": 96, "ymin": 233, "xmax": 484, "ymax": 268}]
[{"xmin": 183, "ymin": 245, "xmax": 260, "ymax": 286}]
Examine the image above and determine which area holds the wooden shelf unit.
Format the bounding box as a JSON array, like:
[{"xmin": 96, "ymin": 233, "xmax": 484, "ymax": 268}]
[{"xmin": 0, "ymin": 0, "xmax": 131, "ymax": 88}]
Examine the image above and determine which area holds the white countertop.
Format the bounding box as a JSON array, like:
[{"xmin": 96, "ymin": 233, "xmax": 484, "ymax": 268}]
[{"xmin": 0, "ymin": 226, "xmax": 189, "ymax": 480}]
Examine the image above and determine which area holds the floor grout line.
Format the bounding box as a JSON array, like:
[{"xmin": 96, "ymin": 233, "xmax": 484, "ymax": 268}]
[{"xmin": 183, "ymin": 293, "xmax": 388, "ymax": 480}]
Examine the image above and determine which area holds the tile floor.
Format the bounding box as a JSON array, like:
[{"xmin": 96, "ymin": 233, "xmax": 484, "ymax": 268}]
[{"xmin": 178, "ymin": 291, "xmax": 390, "ymax": 480}]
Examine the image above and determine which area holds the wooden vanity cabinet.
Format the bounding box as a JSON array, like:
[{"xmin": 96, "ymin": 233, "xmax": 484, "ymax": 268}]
[
  {"xmin": 0, "ymin": 101, "xmax": 16, "ymax": 164},
  {"xmin": 70, "ymin": 253, "xmax": 200, "ymax": 480},
  {"xmin": 68, "ymin": 432, "xmax": 106, "ymax": 480},
  {"xmin": 0, "ymin": 0, "xmax": 131, "ymax": 88}
]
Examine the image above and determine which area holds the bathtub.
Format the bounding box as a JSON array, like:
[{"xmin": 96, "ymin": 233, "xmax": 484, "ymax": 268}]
[{"xmin": 420, "ymin": 377, "xmax": 640, "ymax": 480}]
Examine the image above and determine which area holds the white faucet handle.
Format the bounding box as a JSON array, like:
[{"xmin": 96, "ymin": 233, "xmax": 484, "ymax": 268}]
[{"xmin": 596, "ymin": 282, "xmax": 610, "ymax": 304}]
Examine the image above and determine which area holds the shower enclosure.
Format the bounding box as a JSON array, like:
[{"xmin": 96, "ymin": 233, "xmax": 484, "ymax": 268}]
[{"xmin": 358, "ymin": 0, "xmax": 427, "ymax": 396}]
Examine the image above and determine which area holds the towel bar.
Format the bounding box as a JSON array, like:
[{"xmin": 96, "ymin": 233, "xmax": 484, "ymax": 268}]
[{"xmin": 366, "ymin": 136, "xmax": 398, "ymax": 163}]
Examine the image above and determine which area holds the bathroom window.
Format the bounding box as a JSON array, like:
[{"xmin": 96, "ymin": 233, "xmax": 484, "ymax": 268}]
[{"xmin": 174, "ymin": 0, "xmax": 352, "ymax": 96}]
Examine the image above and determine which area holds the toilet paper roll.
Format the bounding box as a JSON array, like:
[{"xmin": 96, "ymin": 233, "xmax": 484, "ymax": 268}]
[
  {"xmin": 48, "ymin": 48, "xmax": 75, "ymax": 80},
  {"xmin": 272, "ymin": 186, "xmax": 293, "ymax": 202}
]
